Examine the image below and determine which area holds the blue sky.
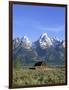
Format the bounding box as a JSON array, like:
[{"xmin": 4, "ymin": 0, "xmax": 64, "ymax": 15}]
[{"xmin": 13, "ymin": 4, "xmax": 65, "ymax": 41}]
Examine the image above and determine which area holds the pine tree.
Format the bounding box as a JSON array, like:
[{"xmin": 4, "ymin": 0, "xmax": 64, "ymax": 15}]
[{"xmin": 14, "ymin": 56, "xmax": 22, "ymax": 70}]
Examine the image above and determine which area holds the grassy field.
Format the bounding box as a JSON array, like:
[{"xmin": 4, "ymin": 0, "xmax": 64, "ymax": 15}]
[{"xmin": 12, "ymin": 66, "xmax": 65, "ymax": 87}]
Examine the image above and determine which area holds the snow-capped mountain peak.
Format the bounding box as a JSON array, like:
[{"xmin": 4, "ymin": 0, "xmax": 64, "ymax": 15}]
[
  {"xmin": 21, "ymin": 36, "xmax": 32, "ymax": 49},
  {"xmin": 21, "ymin": 36, "xmax": 29, "ymax": 42},
  {"xmin": 13, "ymin": 33, "xmax": 64, "ymax": 50},
  {"xmin": 15, "ymin": 37, "xmax": 20, "ymax": 43},
  {"xmin": 51, "ymin": 37, "xmax": 63, "ymax": 48},
  {"xmin": 13, "ymin": 37, "xmax": 20, "ymax": 49},
  {"xmin": 40, "ymin": 33, "xmax": 48, "ymax": 38},
  {"xmin": 39, "ymin": 33, "xmax": 52, "ymax": 49}
]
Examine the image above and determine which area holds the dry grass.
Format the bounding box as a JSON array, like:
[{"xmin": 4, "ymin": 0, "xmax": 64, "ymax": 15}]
[{"xmin": 12, "ymin": 67, "xmax": 65, "ymax": 87}]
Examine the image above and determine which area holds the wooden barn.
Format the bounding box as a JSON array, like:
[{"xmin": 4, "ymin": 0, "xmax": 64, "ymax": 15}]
[
  {"xmin": 34, "ymin": 61, "xmax": 47, "ymax": 69},
  {"xmin": 29, "ymin": 61, "xmax": 47, "ymax": 70}
]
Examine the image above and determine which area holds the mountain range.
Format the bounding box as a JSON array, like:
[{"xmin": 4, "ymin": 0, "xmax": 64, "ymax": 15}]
[{"xmin": 13, "ymin": 33, "xmax": 65, "ymax": 66}]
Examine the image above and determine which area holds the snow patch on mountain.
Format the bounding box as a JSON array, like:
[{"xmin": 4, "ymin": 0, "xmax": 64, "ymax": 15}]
[
  {"xmin": 13, "ymin": 33, "xmax": 64, "ymax": 50},
  {"xmin": 21, "ymin": 36, "xmax": 32, "ymax": 49},
  {"xmin": 13, "ymin": 37, "xmax": 20, "ymax": 49},
  {"xmin": 39, "ymin": 33, "xmax": 52, "ymax": 49}
]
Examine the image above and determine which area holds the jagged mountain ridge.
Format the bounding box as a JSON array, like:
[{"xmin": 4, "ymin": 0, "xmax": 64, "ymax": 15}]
[{"xmin": 13, "ymin": 33, "xmax": 65, "ymax": 66}]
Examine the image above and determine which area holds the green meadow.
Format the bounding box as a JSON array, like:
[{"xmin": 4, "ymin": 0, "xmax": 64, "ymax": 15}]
[{"xmin": 12, "ymin": 66, "xmax": 65, "ymax": 87}]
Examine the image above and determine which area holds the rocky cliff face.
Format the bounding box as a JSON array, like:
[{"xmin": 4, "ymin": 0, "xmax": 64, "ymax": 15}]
[
  {"xmin": 13, "ymin": 33, "xmax": 65, "ymax": 66},
  {"xmin": 39, "ymin": 33, "xmax": 52, "ymax": 49}
]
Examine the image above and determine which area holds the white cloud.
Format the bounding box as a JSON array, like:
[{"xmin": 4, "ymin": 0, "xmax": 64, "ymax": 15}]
[{"xmin": 38, "ymin": 25, "xmax": 65, "ymax": 32}]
